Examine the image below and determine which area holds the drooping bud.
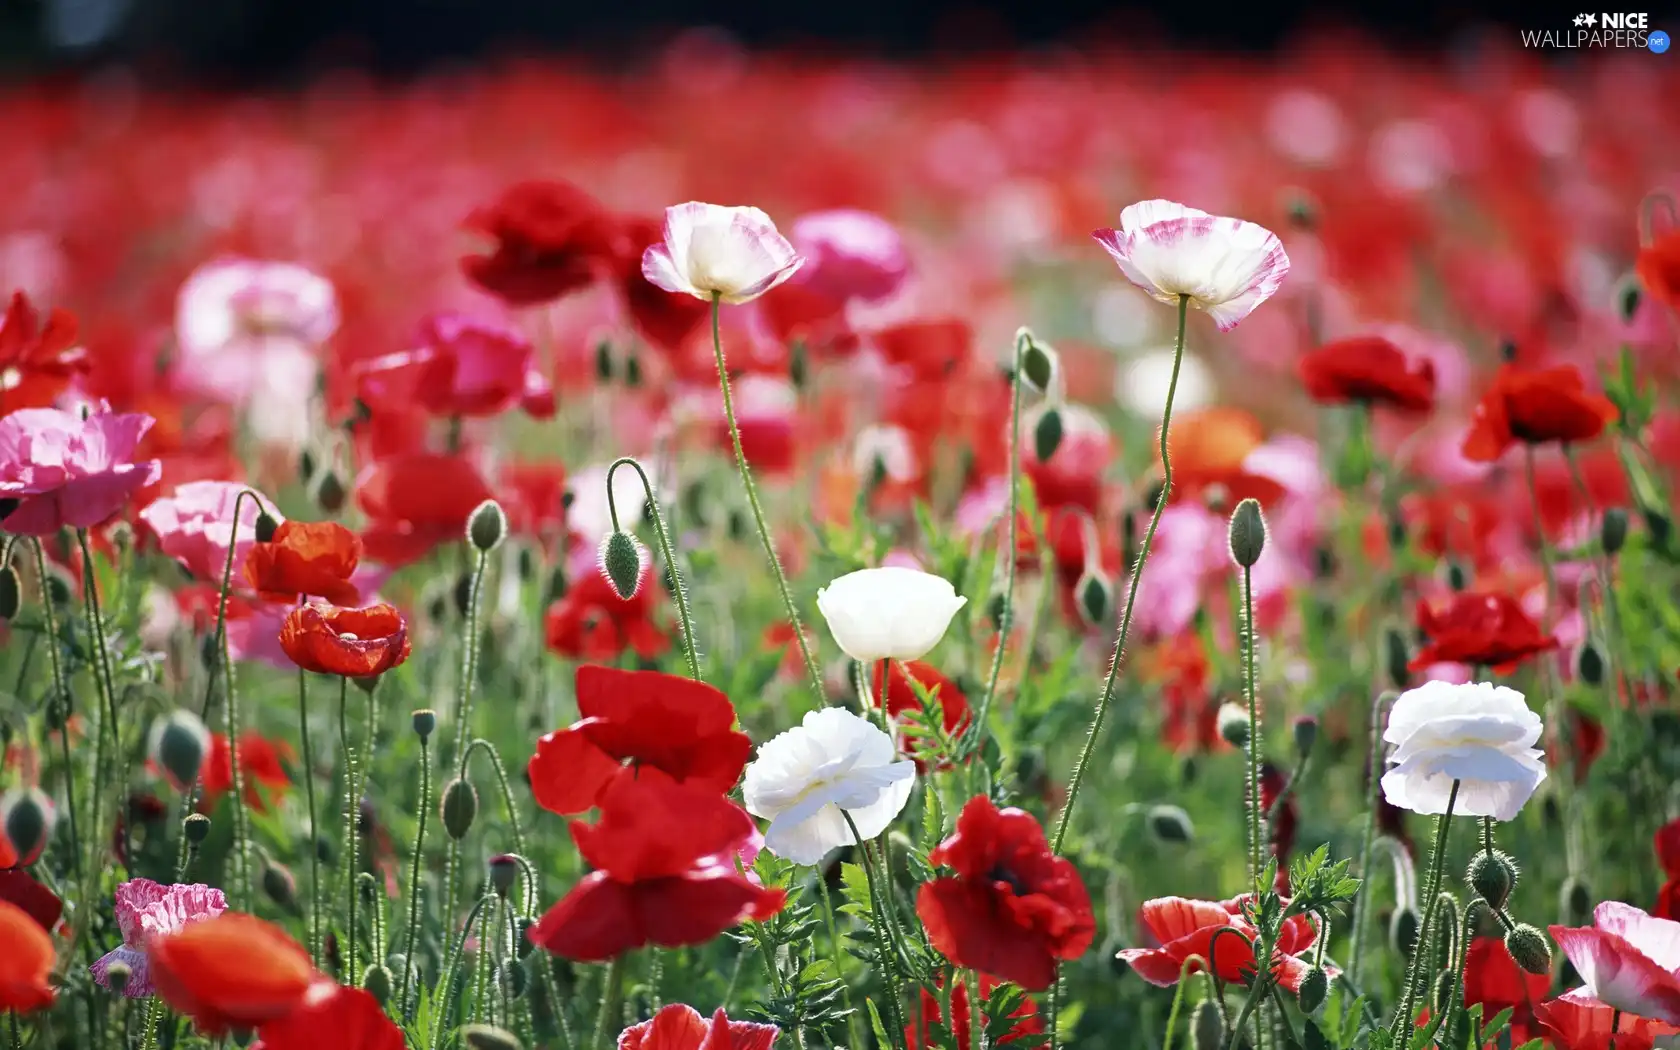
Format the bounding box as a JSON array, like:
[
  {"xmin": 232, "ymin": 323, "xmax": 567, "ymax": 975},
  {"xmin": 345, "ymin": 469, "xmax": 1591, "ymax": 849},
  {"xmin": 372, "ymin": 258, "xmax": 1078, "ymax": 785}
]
[
  {"xmin": 412, "ymin": 709, "xmax": 437, "ymax": 743},
  {"xmin": 1, "ymin": 787, "xmax": 53, "ymax": 864},
  {"xmin": 1191, "ymin": 997, "xmax": 1224, "ymax": 1050},
  {"xmin": 789, "ymin": 341, "xmax": 809, "ymax": 390},
  {"xmin": 262, "ymin": 857, "xmax": 298, "ymax": 912},
  {"xmin": 502, "ymin": 960, "xmax": 528, "ymax": 998},
  {"xmin": 624, "ymin": 353, "xmax": 643, "ymax": 388},
  {"xmin": 442, "ymin": 779, "xmax": 478, "ymax": 840},
  {"xmin": 1574, "ymin": 642, "xmax": 1606, "ymax": 686},
  {"xmin": 1227, "ymin": 499, "xmax": 1268, "ymax": 569},
  {"xmin": 1445, "ymin": 558, "xmax": 1470, "ymax": 592},
  {"xmin": 104, "ymin": 959, "xmax": 133, "ymax": 994},
  {"xmin": 0, "ymin": 565, "xmax": 19, "ymax": 621},
  {"xmin": 599, "ymin": 531, "xmax": 645, "ymax": 601},
  {"xmin": 986, "ymin": 591, "xmax": 1009, "ymax": 633},
  {"xmin": 362, "ymin": 963, "xmax": 394, "ymax": 1005},
  {"xmin": 1601, "ymin": 508, "xmax": 1629, "ymax": 556},
  {"xmin": 1467, "ymin": 850, "xmax": 1518, "ymax": 911},
  {"xmin": 513, "ymin": 916, "xmax": 537, "ymax": 959},
  {"xmin": 545, "ymin": 565, "xmax": 568, "ymax": 604},
  {"xmin": 183, "ymin": 813, "xmax": 211, "ymax": 845},
  {"xmin": 1292, "ymin": 715, "xmax": 1319, "ymax": 759},
  {"xmin": 1075, "ymin": 570, "xmax": 1112, "ymax": 628},
  {"xmin": 594, "ymin": 340, "xmax": 614, "ymax": 382},
  {"xmin": 1297, "ymin": 966, "xmax": 1328, "ymax": 1013},
  {"xmin": 1617, "ymin": 276, "xmax": 1643, "ymax": 324},
  {"xmin": 312, "ymin": 470, "xmax": 347, "ymax": 514},
  {"xmin": 254, "ymin": 511, "xmax": 280, "ymax": 543},
  {"xmin": 462, "ymin": 1025, "xmax": 524, "ymax": 1050},
  {"xmin": 1385, "ymin": 629, "xmax": 1411, "ymax": 689},
  {"xmin": 1033, "ymin": 408, "xmax": 1064, "ymax": 463},
  {"xmin": 1217, "ymin": 703, "xmax": 1251, "ymax": 750},
  {"xmin": 150, "ymin": 709, "xmax": 212, "ymax": 790},
  {"xmin": 1146, "ymin": 805, "xmax": 1194, "ymax": 844},
  {"xmin": 468, "ymin": 499, "xmax": 507, "ymax": 553},
  {"xmin": 1560, "ymin": 876, "xmax": 1593, "ymax": 926},
  {"xmin": 1385, "ymin": 507, "xmax": 1407, "ymax": 553},
  {"xmin": 1505, "ymin": 923, "xmax": 1552, "ymax": 975},
  {"xmin": 1018, "ymin": 331, "xmax": 1059, "ymax": 395},
  {"xmin": 1390, "ymin": 907, "xmax": 1420, "ymax": 958},
  {"xmin": 1431, "ymin": 969, "xmax": 1455, "ymax": 1014},
  {"xmin": 489, "ymin": 854, "xmax": 520, "ymax": 897}
]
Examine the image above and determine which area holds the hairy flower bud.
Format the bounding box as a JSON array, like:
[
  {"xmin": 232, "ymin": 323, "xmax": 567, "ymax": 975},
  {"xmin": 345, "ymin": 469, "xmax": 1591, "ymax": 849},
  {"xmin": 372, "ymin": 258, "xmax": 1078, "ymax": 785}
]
[
  {"xmin": 489, "ymin": 854, "xmax": 520, "ymax": 897},
  {"xmin": 1191, "ymin": 997, "xmax": 1224, "ymax": 1050},
  {"xmin": 1561, "ymin": 876, "xmax": 1593, "ymax": 926},
  {"xmin": 1217, "ymin": 703, "xmax": 1251, "ymax": 750},
  {"xmin": 1228, "ymin": 499, "xmax": 1267, "ymax": 569},
  {"xmin": 183, "ymin": 812, "xmax": 212, "ymax": 845},
  {"xmin": 442, "ymin": 778, "xmax": 478, "ymax": 840},
  {"xmin": 412, "ymin": 709, "xmax": 437, "ymax": 742},
  {"xmin": 1574, "ymin": 642, "xmax": 1606, "ymax": 686},
  {"xmin": 254, "ymin": 511, "xmax": 280, "ymax": 543},
  {"xmin": 362, "ymin": 964, "xmax": 394, "ymax": 1005},
  {"xmin": 1432, "ymin": 969, "xmax": 1456, "ymax": 1014},
  {"xmin": 1506, "ymin": 923, "xmax": 1552, "ymax": 976},
  {"xmin": 1390, "ymin": 906, "xmax": 1420, "ymax": 958},
  {"xmin": 502, "ymin": 960, "xmax": 528, "ymax": 998},
  {"xmin": 150, "ymin": 709, "xmax": 211, "ymax": 790},
  {"xmin": 462, "ymin": 1025, "xmax": 524, "ymax": 1050},
  {"xmin": 1297, "ymin": 966, "xmax": 1329, "ymax": 1013},
  {"xmin": 599, "ymin": 531, "xmax": 645, "ymax": 601},
  {"xmin": 0, "ymin": 565, "xmax": 19, "ymax": 621},
  {"xmin": 1292, "ymin": 715, "xmax": 1319, "ymax": 759},
  {"xmin": 1601, "ymin": 507, "xmax": 1629, "ymax": 556},
  {"xmin": 1617, "ymin": 276, "xmax": 1643, "ymax": 324},
  {"xmin": 1033, "ymin": 407, "xmax": 1064, "ymax": 463},
  {"xmin": 1146, "ymin": 805, "xmax": 1194, "ymax": 844},
  {"xmin": 1018, "ymin": 331, "xmax": 1059, "ymax": 395},
  {"xmin": 1445, "ymin": 558, "xmax": 1470, "ymax": 592},
  {"xmin": 312, "ymin": 470, "xmax": 347, "ymax": 514},
  {"xmin": 1385, "ymin": 628, "xmax": 1411, "ymax": 689},
  {"xmin": 262, "ymin": 857, "xmax": 298, "ymax": 912},
  {"xmin": 1467, "ymin": 850, "xmax": 1518, "ymax": 911},
  {"xmin": 1075, "ymin": 570, "xmax": 1112, "ymax": 628},
  {"xmin": 468, "ymin": 499, "xmax": 507, "ymax": 553},
  {"xmin": 1, "ymin": 787, "xmax": 53, "ymax": 864}
]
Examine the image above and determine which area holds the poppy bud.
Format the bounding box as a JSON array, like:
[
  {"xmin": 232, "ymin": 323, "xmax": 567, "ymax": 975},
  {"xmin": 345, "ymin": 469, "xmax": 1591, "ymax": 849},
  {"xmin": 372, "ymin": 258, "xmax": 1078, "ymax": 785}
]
[
  {"xmin": 1390, "ymin": 906, "xmax": 1420, "ymax": 958},
  {"xmin": 1467, "ymin": 850, "xmax": 1518, "ymax": 910},
  {"xmin": 299, "ymin": 448, "xmax": 318, "ymax": 479},
  {"xmin": 599, "ymin": 531, "xmax": 645, "ymax": 601},
  {"xmin": 1217, "ymin": 703, "xmax": 1251, "ymax": 750},
  {"xmin": 1379, "ymin": 629, "xmax": 1410, "ymax": 690},
  {"xmin": 312, "ymin": 470, "xmax": 347, "ymax": 514},
  {"xmin": 0, "ymin": 565, "xmax": 18, "ymax": 621},
  {"xmin": 1617, "ymin": 277, "xmax": 1643, "ymax": 324},
  {"xmin": 502, "ymin": 960, "xmax": 528, "ymax": 998},
  {"xmin": 1505, "ymin": 923, "xmax": 1552, "ymax": 976},
  {"xmin": 594, "ymin": 340, "xmax": 614, "ymax": 381},
  {"xmin": 624, "ymin": 353, "xmax": 643, "ymax": 389},
  {"xmin": 1032, "ymin": 408, "xmax": 1064, "ymax": 464},
  {"xmin": 1499, "ymin": 338, "xmax": 1518, "ymax": 363},
  {"xmin": 1297, "ymin": 966, "xmax": 1328, "ymax": 1013},
  {"xmin": 1227, "ymin": 499, "xmax": 1267, "ymax": 569},
  {"xmin": 44, "ymin": 571, "xmax": 70, "ymax": 607},
  {"xmin": 2, "ymin": 787, "xmax": 53, "ymax": 864},
  {"xmin": 255, "ymin": 512, "xmax": 280, "ymax": 543},
  {"xmin": 513, "ymin": 916, "xmax": 537, "ymax": 959},
  {"xmin": 442, "ymin": 779, "xmax": 478, "ymax": 840},
  {"xmin": 462, "ymin": 1025, "xmax": 524, "ymax": 1050},
  {"xmin": 1075, "ymin": 570, "xmax": 1112, "ymax": 628},
  {"xmin": 1146, "ymin": 804, "xmax": 1194, "ymax": 844},
  {"xmin": 1385, "ymin": 508, "xmax": 1407, "ymax": 553},
  {"xmin": 1312, "ymin": 545, "xmax": 1336, "ymax": 580},
  {"xmin": 489, "ymin": 854, "xmax": 520, "ymax": 897},
  {"xmin": 1601, "ymin": 508, "xmax": 1629, "ymax": 556},
  {"xmin": 986, "ymin": 590, "xmax": 1009, "ymax": 632},
  {"xmin": 262, "ymin": 858, "xmax": 298, "ymax": 912},
  {"xmin": 1574, "ymin": 642, "xmax": 1605, "ymax": 686},
  {"xmin": 104, "ymin": 959, "xmax": 133, "ymax": 994},
  {"xmin": 150, "ymin": 709, "xmax": 211, "ymax": 790},
  {"xmin": 1560, "ymin": 876, "xmax": 1593, "ymax": 926},
  {"xmin": 184, "ymin": 813, "xmax": 211, "ymax": 845},
  {"xmin": 362, "ymin": 964, "xmax": 394, "ymax": 1005},
  {"xmin": 1431, "ymin": 969, "xmax": 1455, "ymax": 1014},
  {"xmin": 1191, "ymin": 997, "xmax": 1224, "ymax": 1050},
  {"xmin": 412, "ymin": 709, "xmax": 437, "ymax": 743},
  {"xmin": 1019, "ymin": 331, "xmax": 1059, "ymax": 395},
  {"xmin": 1445, "ymin": 559, "xmax": 1470, "ymax": 592},
  {"xmin": 789, "ymin": 341, "xmax": 809, "ymax": 390},
  {"xmin": 453, "ymin": 572, "xmax": 475, "ymax": 618},
  {"xmin": 1292, "ymin": 715, "xmax": 1318, "ymax": 759},
  {"xmin": 468, "ymin": 500, "xmax": 507, "ymax": 553},
  {"xmin": 545, "ymin": 565, "xmax": 568, "ymax": 604}
]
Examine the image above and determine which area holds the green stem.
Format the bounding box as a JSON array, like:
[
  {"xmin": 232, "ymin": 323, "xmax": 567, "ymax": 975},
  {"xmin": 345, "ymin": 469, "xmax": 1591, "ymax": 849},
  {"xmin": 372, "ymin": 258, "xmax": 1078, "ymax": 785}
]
[
  {"xmin": 339, "ymin": 676, "xmax": 360, "ymax": 979},
  {"xmin": 431, "ymin": 895, "xmax": 493, "ymax": 1050},
  {"xmin": 76, "ymin": 529, "xmax": 135, "ymax": 883},
  {"xmin": 29, "ymin": 540, "xmax": 81, "ymax": 899},
  {"xmin": 1348, "ymin": 691, "xmax": 1390, "ymax": 988},
  {"xmin": 1241, "ymin": 562, "xmax": 1262, "ymax": 893},
  {"xmin": 606, "ymin": 456, "xmax": 701, "ymax": 682},
  {"xmin": 460, "ymin": 739, "xmax": 528, "ymax": 859},
  {"xmin": 1051, "ymin": 293, "xmax": 1189, "ymax": 854},
  {"xmin": 592, "ymin": 955, "xmax": 625, "ymax": 1050},
  {"xmin": 402, "ymin": 735, "xmax": 432, "ymax": 1018},
  {"xmin": 816, "ymin": 874, "xmax": 864, "ymax": 1050},
  {"xmin": 843, "ymin": 811, "xmax": 908, "ymax": 1050},
  {"xmin": 1389, "ymin": 780, "xmax": 1460, "ymax": 1039},
  {"xmin": 444, "ymin": 546, "xmax": 490, "ymax": 931},
  {"xmin": 709, "ymin": 294, "xmax": 824, "ymax": 703},
  {"xmin": 297, "ymin": 667, "xmax": 322, "ymax": 962}
]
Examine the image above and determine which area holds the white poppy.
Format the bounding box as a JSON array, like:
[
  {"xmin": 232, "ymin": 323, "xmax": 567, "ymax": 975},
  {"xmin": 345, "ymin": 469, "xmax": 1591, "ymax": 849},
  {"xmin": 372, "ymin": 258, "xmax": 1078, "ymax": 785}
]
[
  {"xmin": 816, "ymin": 566, "xmax": 967, "ymax": 663},
  {"xmin": 1092, "ymin": 200, "xmax": 1289, "ymax": 331},
  {"xmin": 641, "ymin": 202, "xmax": 804, "ymax": 304},
  {"xmin": 1380, "ymin": 680, "xmax": 1546, "ymax": 821},
  {"xmin": 743, "ymin": 708, "xmax": 915, "ymax": 865}
]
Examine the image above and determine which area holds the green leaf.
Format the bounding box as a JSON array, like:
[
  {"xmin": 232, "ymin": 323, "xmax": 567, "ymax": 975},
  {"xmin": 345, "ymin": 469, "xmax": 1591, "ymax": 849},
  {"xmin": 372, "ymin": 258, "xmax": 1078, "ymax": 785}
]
[
  {"xmin": 866, "ymin": 999, "xmax": 893, "ymax": 1050},
  {"xmin": 839, "ymin": 862, "xmax": 873, "ymax": 922},
  {"xmin": 1479, "ymin": 1006, "xmax": 1515, "ymax": 1045}
]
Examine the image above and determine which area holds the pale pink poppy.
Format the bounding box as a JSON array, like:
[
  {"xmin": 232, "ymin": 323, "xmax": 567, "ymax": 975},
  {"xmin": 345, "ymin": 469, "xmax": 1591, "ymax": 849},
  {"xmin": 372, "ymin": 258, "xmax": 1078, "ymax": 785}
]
[
  {"xmin": 642, "ymin": 203, "xmax": 804, "ymax": 305},
  {"xmin": 1535, "ymin": 988, "xmax": 1680, "ymax": 1050},
  {"xmin": 1093, "ymin": 200, "xmax": 1290, "ymax": 331},
  {"xmin": 174, "ymin": 258, "xmax": 338, "ymax": 404},
  {"xmin": 138, "ymin": 481, "xmax": 283, "ymax": 585},
  {"xmin": 90, "ymin": 879, "xmax": 227, "ymax": 998},
  {"xmin": 0, "ymin": 405, "xmax": 162, "ymax": 534},
  {"xmin": 1552, "ymin": 902, "xmax": 1680, "ymax": 1024},
  {"xmin": 787, "ymin": 209, "xmax": 909, "ymax": 305}
]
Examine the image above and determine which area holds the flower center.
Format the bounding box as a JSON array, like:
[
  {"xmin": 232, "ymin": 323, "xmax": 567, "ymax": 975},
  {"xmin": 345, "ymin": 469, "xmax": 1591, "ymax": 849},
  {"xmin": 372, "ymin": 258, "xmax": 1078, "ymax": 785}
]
[{"xmin": 988, "ymin": 864, "xmax": 1031, "ymax": 896}]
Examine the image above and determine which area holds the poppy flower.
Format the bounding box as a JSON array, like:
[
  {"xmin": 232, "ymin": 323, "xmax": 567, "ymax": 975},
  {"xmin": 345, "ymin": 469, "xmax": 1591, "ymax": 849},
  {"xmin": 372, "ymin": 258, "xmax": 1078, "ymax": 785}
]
[
  {"xmin": 1158, "ymin": 408, "xmax": 1286, "ymax": 509},
  {"xmin": 915, "ymin": 795, "xmax": 1095, "ymax": 991},
  {"xmin": 279, "ymin": 602, "xmax": 412, "ymax": 679},
  {"xmin": 140, "ymin": 480, "xmax": 280, "ymax": 586},
  {"xmin": 0, "ymin": 899, "xmax": 55, "ymax": 1013},
  {"xmin": 1535, "ymin": 990, "xmax": 1680, "ymax": 1050},
  {"xmin": 243, "ymin": 521, "xmax": 362, "ymax": 606},
  {"xmin": 0, "ymin": 404, "xmax": 162, "ymax": 535},
  {"xmin": 201, "ymin": 733, "xmax": 294, "ymax": 814},
  {"xmin": 641, "ymin": 202, "xmax": 804, "ymax": 305},
  {"xmin": 1411, "ymin": 592, "xmax": 1558, "ymax": 671},
  {"xmin": 1461, "ymin": 364, "xmax": 1618, "ymax": 462},
  {"xmin": 615, "ymin": 216, "xmax": 712, "ymax": 352},
  {"xmin": 355, "ymin": 453, "xmax": 493, "ymax": 568},
  {"xmin": 527, "ymin": 775, "xmax": 784, "ymax": 961},
  {"xmin": 1116, "ymin": 895, "xmax": 1329, "ymax": 993},
  {"xmin": 0, "ymin": 870, "xmax": 62, "ymax": 934},
  {"xmin": 1093, "ymin": 200, "xmax": 1289, "ymax": 331},
  {"xmin": 91, "ymin": 880, "xmax": 227, "ymax": 998},
  {"xmin": 1552, "ymin": 902, "xmax": 1680, "ymax": 1025},
  {"xmin": 1636, "ymin": 230, "xmax": 1680, "ymax": 313},
  {"xmin": 1259, "ymin": 764, "xmax": 1297, "ymax": 893},
  {"xmin": 618, "ymin": 1003, "xmax": 779, "ymax": 1050},
  {"xmin": 905, "ymin": 974, "xmax": 1041, "ymax": 1050},
  {"xmin": 545, "ymin": 564, "xmax": 669, "ymax": 663},
  {"xmin": 0, "ymin": 291, "xmax": 87, "ymax": 413},
  {"xmin": 872, "ymin": 320, "xmax": 971, "ymax": 381},
  {"xmin": 252, "ymin": 984, "xmax": 404, "ymax": 1050},
  {"xmin": 147, "ymin": 913, "xmax": 317, "ymax": 1035},
  {"xmin": 460, "ymin": 180, "xmax": 622, "ymax": 305},
  {"xmin": 1462, "ymin": 936, "xmax": 1550, "ymax": 1044},
  {"xmin": 528, "ymin": 665, "xmax": 753, "ymax": 816},
  {"xmin": 1296, "ymin": 335, "xmax": 1436, "ymax": 412},
  {"xmin": 352, "ymin": 312, "xmax": 554, "ymax": 420},
  {"xmin": 871, "ymin": 660, "xmax": 972, "ymax": 770},
  {"xmin": 1654, "ymin": 817, "xmax": 1680, "ymax": 920}
]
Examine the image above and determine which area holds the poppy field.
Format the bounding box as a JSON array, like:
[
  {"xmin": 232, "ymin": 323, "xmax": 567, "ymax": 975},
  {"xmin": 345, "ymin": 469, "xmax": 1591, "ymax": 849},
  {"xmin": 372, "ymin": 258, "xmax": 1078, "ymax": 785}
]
[{"xmin": 2, "ymin": 32, "xmax": 1680, "ymax": 1050}]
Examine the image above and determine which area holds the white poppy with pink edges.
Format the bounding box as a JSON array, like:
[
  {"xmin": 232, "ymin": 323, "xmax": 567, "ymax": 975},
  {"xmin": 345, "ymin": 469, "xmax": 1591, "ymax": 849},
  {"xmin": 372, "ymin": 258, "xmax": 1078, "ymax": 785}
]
[
  {"xmin": 1092, "ymin": 200, "xmax": 1290, "ymax": 331},
  {"xmin": 641, "ymin": 202, "xmax": 804, "ymax": 305},
  {"xmin": 1551, "ymin": 902, "xmax": 1680, "ymax": 1025}
]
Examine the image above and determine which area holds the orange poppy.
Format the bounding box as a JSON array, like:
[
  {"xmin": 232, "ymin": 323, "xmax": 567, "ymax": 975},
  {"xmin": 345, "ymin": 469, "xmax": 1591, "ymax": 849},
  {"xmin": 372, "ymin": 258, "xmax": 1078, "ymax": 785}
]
[
  {"xmin": 147, "ymin": 913, "xmax": 316, "ymax": 1035},
  {"xmin": 253, "ymin": 984, "xmax": 404, "ymax": 1050},
  {"xmin": 1159, "ymin": 407, "xmax": 1286, "ymax": 508},
  {"xmin": 279, "ymin": 602, "xmax": 412, "ymax": 678},
  {"xmin": 0, "ymin": 899, "xmax": 55, "ymax": 1013},
  {"xmin": 243, "ymin": 521, "xmax": 362, "ymax": 606}
]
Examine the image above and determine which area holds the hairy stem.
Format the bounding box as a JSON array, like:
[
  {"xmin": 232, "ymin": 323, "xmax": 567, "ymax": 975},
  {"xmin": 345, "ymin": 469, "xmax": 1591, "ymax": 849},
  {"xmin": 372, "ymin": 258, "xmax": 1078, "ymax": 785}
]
[{"xmin": 607, "ymin": 456, "xmax": 701, "ymax": 681}]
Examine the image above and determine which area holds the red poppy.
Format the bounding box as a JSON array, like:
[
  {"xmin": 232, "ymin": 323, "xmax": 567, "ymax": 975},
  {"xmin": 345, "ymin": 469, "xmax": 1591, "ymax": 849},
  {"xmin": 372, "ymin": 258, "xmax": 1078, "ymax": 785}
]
[
  {"xmin": 915, "ymin": 795, "xmax": 1095, "ymax": 991},
  {"xmin": 871, "ymin": 661, "xmax": 971, "ymax": 771},
  {"xmin": 460, "ymin": 180, "xmax": 622, "ymax": 305},
  {"xmin": 619, "ymin": 1003, "xmax": 779, "ymax": 1050},
  {"xmin": 279, "ymin": 602, "xmax": 412, "ymax": 678},
  {"xmin": 1462, "ymin": 936, "xmax": 1550, "ymax": 1044},
  {"xmin": 1150, "ymin": 637, "xmax": 1221, "ymax": 754},
  {"xmin": 352, "ymin": 312, "xmax": 554, "ymax": 421},
  {"xmin": 0, "ymin": 870, "xmax": 62, "ymax": 934},
  {"xmin": 501, "ymin": 461, "xmax": 569, "ymax": 540},
  {"xmin": 1259, "ymin": 764, "xmax": 1296, "ymax": 894},
  {"xmin": 1116, "ymin": 895, "xmax": 1328, "ymax": 993},
  {"xmin": 1636, "ymin": 231, "xmax": 1680, "ymax": 313},
  {"xmin": 527, "ymin": 775, "xmax": 784, "ymax": 961},
  {"xmin": 355, "ymin": 453, "xmax": 494, "ymax": 567},
  {"xmin": 1411, "ymin": 592, "xmax": 1558, "ymax": 670},
  {"xmin": 0, "ymin": 291, "xmax": 87, "ymax": 413},
  {"xmin": 243, "ymin": 521, "xmax": 362, "ymax": 606},
  {"xmin": 147, "ymin": 913, "xmax": 317, "ymax": 1035},
  {"xmin": 252, "ymin": 984, "xmax": 404, "ymax": 1050},
  {"xmin": 1296, "ymin": 335, "xmax": 1436, "ymax": 412},
  {"xmin": 545, "ymin": 564, "xmax": 669, "ymax": 663},
  {"xmin": 0, "ymin": 899, "xmax": 55, "ymax": 1013},
  {"xmin": 1461, "ymin": 364, "xmax": 1619, "ymax": 462},
  {"xmin": 616, "ymin": 216, "xmax": 711, "ymax": 352},
  {"xmin": 905, "ymin": 974, "xmax": 1042, "ymax": 1050},
  {"xmin": 528, "ymin": 665, "xmax": 752, "ymax": 815},
  {"xmin": 201, "ymin": 733, "xmax": 294, "ymax": 814},
  {"xmin": 872, "ymin": 320, "xmax": 971, "ymax": 381},
  {"xmin": 1654, "ymin": 817, "xmax": 1680, "ymax": 920},
  {"xmin": 1535, "ymin": 991, "xmax": 1680, "ymax": 1050}
]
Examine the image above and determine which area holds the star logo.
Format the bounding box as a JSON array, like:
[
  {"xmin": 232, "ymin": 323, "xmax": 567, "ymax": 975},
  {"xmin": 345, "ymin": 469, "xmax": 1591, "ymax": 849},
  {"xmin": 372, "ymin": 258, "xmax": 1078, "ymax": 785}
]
[
  {"xmin": 1585, "ymin": 12, "xmax": 1598, "ymax": 25},
  {"xmin": 1574, "ymin": 13, "xmax": 1587, "ymax": 23}
]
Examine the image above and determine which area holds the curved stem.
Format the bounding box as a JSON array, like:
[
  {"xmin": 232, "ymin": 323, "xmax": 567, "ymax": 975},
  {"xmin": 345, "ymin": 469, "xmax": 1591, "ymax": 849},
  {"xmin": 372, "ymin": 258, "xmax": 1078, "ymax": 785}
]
[
  {"xmin": 842, "ymin": 811, "xmax": 908, "ymax": 1050},
  {"xmin": 709, "ymin": 294, "xmax": 825, "ymax": 703},
  {"xmin": 443, "ymin": 546, "xmax": 490, "ymax": 930},
  {"xmin": 1389, "ymin": 780, "xmax": 1460, "ymax": 1039},
  {"xmin": 402, "ymin": 736, "xmax": 431, "ymax": 1018},
  {"xmin": 1161, "ymin": 953, "xmax": 1213, "ymax": 1050},
  {"xmin": 431, "ymin": 894, "xmax": 494, "ymax": 1050},
  {"xmin": 461, "ymin": 738, "xmax": 528, "ymax": 859},
  {"xmin": 1051, "ymin": 293, "xmax": 1189, "ymax": 854},
  {"xmin": 606, "ymin": 456, "xmax": 701, "ymax": 682},
  {"xmin": 29, "ymin": 540, "xmax": 81, "ymax": 897},
  {"xmin": 1241, "ymin": 562, "xmax": 1262, "ymax": 893},
  {"xmin": 294, "ymin": 667, "xmax": 322, "ymax": 962},
  {"xmin": 592, "ymin": 955, "xmax": 625, "ymax": 1050},
  {"xmin": 1348, "ymin": 691, "xmax": 1390, "ymax": 987}
]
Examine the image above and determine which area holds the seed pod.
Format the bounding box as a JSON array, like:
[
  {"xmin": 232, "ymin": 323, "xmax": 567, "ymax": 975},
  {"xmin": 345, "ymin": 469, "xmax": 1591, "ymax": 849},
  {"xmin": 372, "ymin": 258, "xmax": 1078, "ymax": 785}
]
[
  {"xmin": 362, "ymin": 964, "xmax": 394, "ymax": 1005},
  {"xmin": 1227, "ymin": 499, "xmax": 1268, "ymax": 569},
  {"xmin": 2, "ymin": 787, "xmax": 53, "ymax": 864},
  {"xmin": 412, "ymin": 709, "xmax": 437, "ymax": 742},
  {"xmin": 468, "ymin": 500, "xmax": 508, "ymax": 553},
  {"xmin": 1467, "ymin": 850, "xmax": 1518, "ymax": 911},
  {"xmin": 1390, "ymin": 907, "xmax": 1420, "ymax": 958},
  {"xmin": 184, "ymin": 813, "xmax": 212, "ymax": 845},
  {"xmin": 0, "ymin": 565, "xmax": 19, "ymax": 621},
  {"xmin": 1217, "ymin": 703, "xmax": 1251, "ymax": 750},
  {"xmin": 441, "ymin": 779, "xmax": 478, "ymax": 840},
  {"xmin": 1033, "ymin": 408, "xmax": 1064, "ymax": 463},
  {"xmin": 1146, "ymin": 805, "xmax": 1194, "ymax": 844},
  {"xmin": 150, "ymin": 709, "xmax": 212, "ymax": 790},
  {"xmin": 1574, "ymin": 642, "xmax": 1605, "ymax": 686},
  {"xmin": 462, "ymin": 1025, "xmax": 523, "ymax": 1050},
  {"xmin": 599, "ymin": 531, "xmax": 644, "ymax": 601},
  {"xmin": 1297, "ymin": 966, "xmax": 1329, "ymax": 1013},
  {"xmin": 1506, "ymin": 923, "xmax": 1552, "ymax": 976},
  {"xmin": 1601, "ymin": 507, "xmax": 1629, "ymax": 556}
]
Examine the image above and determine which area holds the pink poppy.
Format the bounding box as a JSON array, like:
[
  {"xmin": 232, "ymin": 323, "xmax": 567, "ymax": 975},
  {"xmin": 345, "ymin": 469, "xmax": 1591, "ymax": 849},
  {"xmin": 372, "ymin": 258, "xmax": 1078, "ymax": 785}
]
[
  {"xmin": 1551, "ymin": 902, "xmax": 1680, "ymax": 1025},
  {"xmin": 0, "ymin": 405, "xmax": 162, "ymax": 534},
  {"xmin": 1535, "ymin": 989, "xmax": 1680, "ymax": 1050},
  {"xmin": 1117, "ymin": 895, "xmax": 1332, "ymax": 992},
  {"xmin": 139, "ymin": 481, "xmax": 282, "ymax": 585},
  {"xmin": 90, "ymin": 879, "xmax": 228, "ymax": 998},
  {"xmin": 352, "ymin": 312, "xmax": 554, "ymax": 420}
]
